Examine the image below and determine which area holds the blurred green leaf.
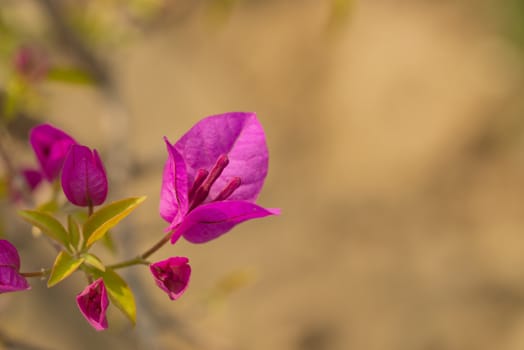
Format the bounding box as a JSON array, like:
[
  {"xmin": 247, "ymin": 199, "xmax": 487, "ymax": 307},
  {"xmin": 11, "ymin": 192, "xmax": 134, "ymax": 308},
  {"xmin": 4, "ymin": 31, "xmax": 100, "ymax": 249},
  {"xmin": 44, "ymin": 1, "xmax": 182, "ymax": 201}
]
[
  {"xmin": 18, "ymin": 210, "xmax": 69, "ymax": 248},
  {"xmin": 73, "ymin": 210, "xmax": 88, "ymax": 225},
  {"xmin": 83, "ymin": 196, "xmax": 146, "ymax": 248},
  {"xmin": 3, "ymin": 78, "xmax": 25, "ymax": 120},
  {"xmin": 0, "ymin": 176, "xmax": 7, "ymax": 198},
  {"xmin": 46, "ymin": 67, "xmax": 95, "ymax": 85},
  {"xmin": 37, "ymin": 199, "xmax": 59, "ymax": 213},
  {"xmin": 47, "ymin": 251, "xmax": 84, "ymax": 287},
  {"xmin": 99, "ymin": 268, "xmax": 136, "ymax": 325},
  {"xmin": 329, "ymin": 0, "xmax": 353, "ymax": 29},
  {"xmin": 497, "ymin": 0, "xmax": 524, "ymax": 49},
  {"xmin": 204, "ymin": 269, "xmax": 255, "ymax": 308},
  {"xmin": 206, "ymin": 0, "xmax": 238, "ymax": 23}
]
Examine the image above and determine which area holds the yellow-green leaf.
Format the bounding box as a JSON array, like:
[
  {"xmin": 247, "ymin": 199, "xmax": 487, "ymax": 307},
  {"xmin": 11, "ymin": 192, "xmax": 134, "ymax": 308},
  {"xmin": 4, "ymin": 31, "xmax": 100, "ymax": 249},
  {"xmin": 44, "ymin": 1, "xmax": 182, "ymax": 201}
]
[
  {"xmin": 67, "ymin": 215, "xmax": 81, "ymax": 251},
  {"xmin": 83, "ymin": 196, "xmax": 146, "ymax": 248},
  {"xmin": 18, "ymin": 210, "xmax": 69, "ymax": 247},
  {"xmin": 100, "ymin": 231, "xmax": 117, "ymax": 254},
  {"xmin": 99, "ymin": 268, "xmax": 136, "ymax": 325},
  {"xmin": 46, "ymin": 66, "xmax": 95, "ymax": 85},
  {"xmin": 47, "ymin": 251, "xmax": 84, "ymax": 287},
  {"xmin": 82, "ymin": 253, "xmax": 105, "ymax": 272}
]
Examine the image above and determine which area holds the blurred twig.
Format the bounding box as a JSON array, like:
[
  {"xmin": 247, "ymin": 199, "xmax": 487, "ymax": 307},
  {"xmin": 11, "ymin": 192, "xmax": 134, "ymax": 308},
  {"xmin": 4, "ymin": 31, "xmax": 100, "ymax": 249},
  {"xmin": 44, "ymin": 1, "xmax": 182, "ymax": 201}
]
[
  {"xmin": 465, "ymin": 79, "xmax": 524, "ymax": 159},
  {"xmin": 36, "ymin": 0, "xmax": 112, "ymax": 89}
]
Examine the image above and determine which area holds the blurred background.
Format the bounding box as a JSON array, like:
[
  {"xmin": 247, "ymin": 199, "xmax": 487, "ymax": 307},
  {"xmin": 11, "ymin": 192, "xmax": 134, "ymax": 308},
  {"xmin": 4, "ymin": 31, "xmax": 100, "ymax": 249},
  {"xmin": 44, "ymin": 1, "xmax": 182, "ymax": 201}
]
[{"xmin": 2, "ymin": 0, "xmax": 524, "ymax": 349}]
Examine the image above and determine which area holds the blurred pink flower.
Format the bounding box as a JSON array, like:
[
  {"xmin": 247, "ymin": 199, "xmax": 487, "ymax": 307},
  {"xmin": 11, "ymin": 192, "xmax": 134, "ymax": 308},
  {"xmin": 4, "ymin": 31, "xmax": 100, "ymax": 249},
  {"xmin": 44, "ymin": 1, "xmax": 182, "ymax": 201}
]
[
  {"xmin": 8, "ymin": 168, "xmax": 43, "ymax": 202},
  {"xmin": 30, "ymin": 124, "xmax": 77, "ymax": 181},
  {"xmin": 13, "ymin": 46, "xmax": 49, "ymax": 82}
]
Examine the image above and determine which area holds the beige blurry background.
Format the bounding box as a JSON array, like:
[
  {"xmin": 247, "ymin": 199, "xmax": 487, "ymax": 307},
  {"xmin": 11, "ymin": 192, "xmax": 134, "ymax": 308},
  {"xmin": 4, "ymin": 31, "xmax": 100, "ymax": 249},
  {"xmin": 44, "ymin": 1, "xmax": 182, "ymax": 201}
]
[{"xmin": 3, "ymin": 0, "xmax": 524, "ymax": 349}]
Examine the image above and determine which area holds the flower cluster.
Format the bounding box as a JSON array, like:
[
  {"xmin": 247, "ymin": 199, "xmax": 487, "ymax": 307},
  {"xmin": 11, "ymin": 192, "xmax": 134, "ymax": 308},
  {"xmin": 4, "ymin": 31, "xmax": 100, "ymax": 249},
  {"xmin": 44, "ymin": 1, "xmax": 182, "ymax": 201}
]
[{"xmin": 0, "ymin": 112, "xmax": 278, "ymax": 331}]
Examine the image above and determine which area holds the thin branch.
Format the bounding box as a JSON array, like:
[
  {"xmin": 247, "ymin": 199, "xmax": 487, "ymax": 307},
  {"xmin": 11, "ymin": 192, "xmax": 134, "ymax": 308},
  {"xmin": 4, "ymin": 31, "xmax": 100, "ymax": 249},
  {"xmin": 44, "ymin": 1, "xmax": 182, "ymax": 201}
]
[{"xmin": 36, "ymin": 0, "xmax": 112, "ymax": 89}]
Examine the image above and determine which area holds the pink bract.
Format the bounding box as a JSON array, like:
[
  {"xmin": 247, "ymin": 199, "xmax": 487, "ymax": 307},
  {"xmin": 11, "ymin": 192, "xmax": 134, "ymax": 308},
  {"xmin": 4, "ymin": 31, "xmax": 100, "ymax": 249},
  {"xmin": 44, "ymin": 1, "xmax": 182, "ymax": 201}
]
[
  {"xmin": 76, "ymin": 278, "xmax": 109, "ymax": 331},
  {"xmin": 0, "ymin": 240, "xmax": 30, "ymax": 293},
  {"xmin": 150, "ymin": 257, "xmax": 191, "ymax": 300},
  {"xmin": 29, "ymin": 124, "xmax": 77, "ymax": 181},
  {"xmin": 61, "ymin": 145, "xmax": 108, "ymax": 207},
  {"xmin": 159, "ymin": 112, "xmax": 280, "ymax": 243}
]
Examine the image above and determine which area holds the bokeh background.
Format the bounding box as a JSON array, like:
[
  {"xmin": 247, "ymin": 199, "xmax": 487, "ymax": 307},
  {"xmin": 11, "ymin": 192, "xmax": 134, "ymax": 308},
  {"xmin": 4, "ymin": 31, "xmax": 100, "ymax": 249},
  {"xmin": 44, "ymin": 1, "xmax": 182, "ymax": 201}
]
[{"xmin": 2, "ymin": 0, "xmax": 524, "ymax": 349}]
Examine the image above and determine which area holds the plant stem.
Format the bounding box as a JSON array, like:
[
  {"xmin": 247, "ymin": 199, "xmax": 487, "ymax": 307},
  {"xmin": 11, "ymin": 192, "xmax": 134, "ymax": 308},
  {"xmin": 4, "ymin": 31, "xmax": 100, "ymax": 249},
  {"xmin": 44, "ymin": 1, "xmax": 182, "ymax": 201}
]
[
  {"xmin": 107, "ymin": 230, "xmax": 174, "ymax": 270},
  {"xmin": 107, "ymin": 257, "xmax": 148, "ymax": 270},
  {"xmin": 87, "ymin": 202, "xmax": 93, "ymax": 217},
  {"xmin": 141, "ymin": 230, "xmax": 174, "ymax": 260},
  {"xmin": 0, "ymin": 129, "xmax": 16, "ymax": 177},
  {"xmin": 20, "ymin": 269, "xmax": 50, "ymax": 278}
]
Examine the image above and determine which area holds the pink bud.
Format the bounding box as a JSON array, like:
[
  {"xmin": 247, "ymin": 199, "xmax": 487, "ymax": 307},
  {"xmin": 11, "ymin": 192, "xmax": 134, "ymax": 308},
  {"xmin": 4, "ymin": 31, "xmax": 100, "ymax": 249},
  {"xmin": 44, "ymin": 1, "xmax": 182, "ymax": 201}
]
[
  {"xmin": 150, "ymin": 257, "xmax": 191, "ymax": 300},
  {"xmin": 76, "ymin": 278, "xmax": 109, "ymax": 331},
  {"xmin": 61, "ymin": 145, "xmax": 108, "ymax": 207}
]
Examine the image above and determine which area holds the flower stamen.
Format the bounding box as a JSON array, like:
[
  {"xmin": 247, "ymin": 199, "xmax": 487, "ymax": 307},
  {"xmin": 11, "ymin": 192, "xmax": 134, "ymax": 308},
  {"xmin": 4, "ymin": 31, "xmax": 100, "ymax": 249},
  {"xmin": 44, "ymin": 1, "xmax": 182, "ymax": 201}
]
[
  {"xmin": 214, "ymin": 177, "xmax": 241, "ymax": 201},
  {"xmin": 188, "ymin": 169, "xmax": 208, "ymax": 200},
  {"xmin": 189, "ymin": 154, "xmax": 229, "ymax": 210}
]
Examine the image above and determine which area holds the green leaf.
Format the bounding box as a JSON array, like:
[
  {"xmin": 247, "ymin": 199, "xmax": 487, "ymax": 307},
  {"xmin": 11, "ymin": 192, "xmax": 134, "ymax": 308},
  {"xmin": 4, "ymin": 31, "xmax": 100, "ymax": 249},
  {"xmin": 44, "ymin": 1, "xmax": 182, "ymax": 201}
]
[
  {"xmin": 0, "ymin": 176, "xmax": 7, "ymax": 198},
  {"xmin": 83, "ymin": 196, "xmax": 146, "ymax": 248},
  {"xmin": 37, "ymin": 199, "xmax": 59, "ymax": 214},
  {"xmin": 47, "ymin": 251, "xmax": 85, "ymax": 287},
  {"xmin": 100, "ymin": 230, "xmax": 117, "ymax": 254},
  {"xmin": 18, "ymin": 210, "xmax": 69, "ymax": 247},
  {"xmin": 82, "ymin": 253, "xmax": 105, "ymax": 272},
  {"xmin": 3, "ymin": 78, "xmax": 26, "ymax": 120},
  {"xmin": 67, "ymin": 215, "xmax": 81, "ymax": 251},
  {"xmin": 73, "ymin": 211, "xmax": 88, "ymax": 225},
  {"xmin": 46, "ymin": 67, "xmax": 95, "ymax": 85},
  {"xmin": 99, "ymin": 268, "xmax": 136, "ymax": 325}
]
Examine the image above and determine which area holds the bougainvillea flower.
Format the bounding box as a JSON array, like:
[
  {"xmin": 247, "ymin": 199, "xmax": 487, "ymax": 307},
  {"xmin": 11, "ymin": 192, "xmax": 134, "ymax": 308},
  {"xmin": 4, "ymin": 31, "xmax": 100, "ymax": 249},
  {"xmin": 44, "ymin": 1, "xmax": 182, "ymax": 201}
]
[
  {"xmin": 13, "ymin": 46, "xmax": 49, "ymax": 82},
  {"xmin": 30, "ymin": 124, "xmax": 77, "ymax": 181},
  {"xmin": 76, "ymin": 278, "xmax": 109, "ymax": 331},
  {"xmin": 0, "ymin": 240, "xmax": 30, "ymax": 293},
  {"xmin": 150, "ymin": 257, "xmax": 191, "ymax": 300},
  {"xmin": 21, "ymin": 168, "xmax": 43, "ymax": 190},
  {"xmin": 61, "ymin": 145, "xmax": 108, "ymax": 207},
  {"xmin": 9, "ymin": 168, "xmax": 43, "ymax": 202},
  {"xmin": 160, "ymin": 112, "xmax": 280, "ymax": 243}
]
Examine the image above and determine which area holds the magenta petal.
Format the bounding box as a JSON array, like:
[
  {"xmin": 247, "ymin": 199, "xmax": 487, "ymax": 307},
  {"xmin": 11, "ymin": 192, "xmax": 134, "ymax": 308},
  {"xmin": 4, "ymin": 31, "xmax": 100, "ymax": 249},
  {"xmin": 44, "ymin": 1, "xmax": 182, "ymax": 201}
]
[
  {"xmin": 21, "ymin": 168, "xmax": 43, "ymax": 191},
  {"xmin": 29, "ymin": 124, "xmax": 77, "ymax": 181},
  {"xmin": 76, "ymin": 278, "xmax": 109, "ymax": 331},
  {"xmin": 150, "ymin": 257, "xmax": 191, "ymax": 300},
  {"xmin": 174, "ymin": 112, "xmax": 269, "ymax": 202},
  {"xmin": 0, "ymin": 240, "xmax": 30, "ymax": 293},
  {"xmin": 61, "ymin": 145, "xmax": 108, "ymax": 207},
  {"xmin": 0, "ymin": 240, "xmax": 21, "ymax": 269},
  {"xmin": 159, "ymin": 138, "xmax": 189, "ymax": 224},
  {"xmin": 176, "ymin": 201, "xmax": 280, "ymax": 243},
  {"xmin": 0, "ymin": 266, "xmax": 30, "ymax": 293}
]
